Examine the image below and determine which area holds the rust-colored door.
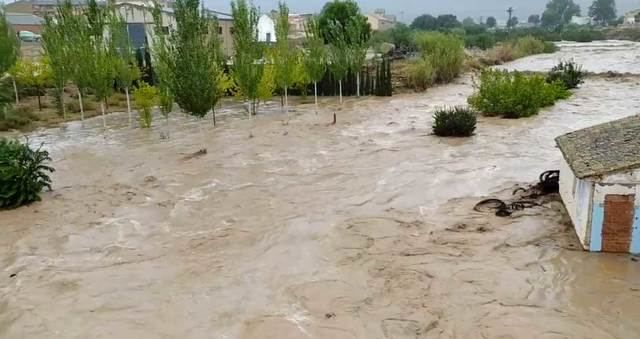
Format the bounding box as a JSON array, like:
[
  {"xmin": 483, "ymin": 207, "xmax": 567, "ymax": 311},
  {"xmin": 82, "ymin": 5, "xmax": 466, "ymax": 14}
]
[{"xmin": 602, "ymin": 194, "xmax": 636, "ymax": 253}]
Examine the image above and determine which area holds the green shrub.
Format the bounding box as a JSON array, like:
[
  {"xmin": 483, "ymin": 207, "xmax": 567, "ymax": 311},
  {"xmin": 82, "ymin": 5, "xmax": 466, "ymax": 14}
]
[
  {"xmin": 465, "ymin": 33, "xmax": 496, "ymax": 50},
  {"xmin": 468, "ymin": 69, "xmax": 570, "ymax": 118},
  {"xmin": 0, "ymin": 138, "xmax": 54, "ymax": 208},
  {"xmin": 561, "ymin": 28, "xmax": 605, "ymax": 42},
  {"xmin": 432, "ymin": 106, "xmax": 477, "ymax": 137},
  {"xmin": 133, "ymin": 82, "xmax": 158, "ymax": 128},
  {"xmin": 404, "ymin": 58, "xmax": 435, "ymax": 91},
  {"xmin": 547, "ymin": 60, "xmax": 585, "ymax": 89},
  {"xmin": 513, "ymin": 36, "xmax": 546, "ymax": 59},
  {"xmin": 415, "ymin": 32, "xmax": 465, "ymax": 83}
]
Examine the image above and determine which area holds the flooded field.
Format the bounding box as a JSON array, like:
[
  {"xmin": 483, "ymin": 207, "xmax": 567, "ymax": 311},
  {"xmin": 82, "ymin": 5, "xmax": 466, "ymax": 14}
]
[{"xmin": 2, "ymin": 42, "xmax": 640, "ymax": 338}]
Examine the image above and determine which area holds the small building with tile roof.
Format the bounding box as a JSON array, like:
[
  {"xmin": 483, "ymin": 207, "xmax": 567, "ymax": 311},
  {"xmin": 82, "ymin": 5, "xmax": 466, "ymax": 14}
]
[{"xmin": 556, "ymin": 114, "xmax": 640, "ymax": 254}]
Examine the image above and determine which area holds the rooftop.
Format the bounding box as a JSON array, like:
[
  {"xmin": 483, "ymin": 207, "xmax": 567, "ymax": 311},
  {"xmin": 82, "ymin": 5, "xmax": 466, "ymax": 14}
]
[
  {"xmin": 556, "ymin": 114, "xmax": 640, "ymax": 179},
  {"xmin": 6, "ymin": 12, "xmax": 44, "ymax": 25}
]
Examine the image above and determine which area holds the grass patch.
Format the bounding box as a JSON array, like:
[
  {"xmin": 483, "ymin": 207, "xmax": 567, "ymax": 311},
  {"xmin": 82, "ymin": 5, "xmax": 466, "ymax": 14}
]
[
  {"xmin": 468, "ymin": 69, "xmax": 570, "ymax": 118},
  {"xmin": 403, "ymin": 58, "xmax": 435, "ymax": 91},
  {"xmin": 432, "ymin": 106, "xmax": 477, "ymax": 137},
  {"xmin": 65, "ymin": 99, "xmax": 97, "ymax": 113},
  {"xmin": 415, "ymin": 32, "xmax": 465, "ymax": 84}
]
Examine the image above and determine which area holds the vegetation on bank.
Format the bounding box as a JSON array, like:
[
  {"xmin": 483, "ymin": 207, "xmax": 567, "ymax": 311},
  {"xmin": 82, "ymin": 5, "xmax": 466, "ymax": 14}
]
[
  {"xmin": 0, "ymin": 138, "xmax": 54, "ymax": 209},
  {"xmin": 432, "ymin": 106, "xmax": 477, "ymax": 137}
]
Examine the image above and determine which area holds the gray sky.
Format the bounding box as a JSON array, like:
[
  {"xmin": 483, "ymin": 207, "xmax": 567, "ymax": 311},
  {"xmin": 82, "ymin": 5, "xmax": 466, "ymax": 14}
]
[{"xmin": 205, "ymin": 0, "xmax": 640, "ymax": 22}]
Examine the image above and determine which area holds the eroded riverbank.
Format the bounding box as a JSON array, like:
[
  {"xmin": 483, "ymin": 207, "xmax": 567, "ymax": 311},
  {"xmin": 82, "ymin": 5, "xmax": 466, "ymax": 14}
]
[{"xmin": 2, "ymin": 43, "xmax": 640, "ymax": 339}]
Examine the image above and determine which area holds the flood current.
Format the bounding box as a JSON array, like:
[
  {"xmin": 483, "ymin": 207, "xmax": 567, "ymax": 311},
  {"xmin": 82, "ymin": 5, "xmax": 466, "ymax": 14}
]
[{"xmin": 2, "ymin": 41, "xmax": 640, "ymax": 338}]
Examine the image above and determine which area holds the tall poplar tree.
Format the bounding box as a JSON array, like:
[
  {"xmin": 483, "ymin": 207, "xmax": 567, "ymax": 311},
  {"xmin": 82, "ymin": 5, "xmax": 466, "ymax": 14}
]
[
  {"xmin": 327, "ymin": 20, "xmax": 349, "ymax": 105},
  {"xmin": 169, "ymin": 0, "xmax": 223, "ymax": 150},
  {"xmin": 274, "ymin": 1, "xmax": 294, "ymax": 117},
  {"xmin": 303, "ymin": 16, "xmax": 326, "ymax": 114},
  {"xmin": 231, "ymin": 0, "xmax": 263, "ymax": 116}
]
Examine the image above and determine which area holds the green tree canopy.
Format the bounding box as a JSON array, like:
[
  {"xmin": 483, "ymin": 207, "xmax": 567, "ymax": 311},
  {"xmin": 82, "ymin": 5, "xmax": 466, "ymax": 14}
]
[
  {"xmin": 589, "ymin": 0, "xmax": 617, "ymax": 25},
  {"xmin": 0, "ymin": 8, "xmax": 19, "ymax": 75},
  {"xmin": 436, "ymin": 14, "xmax": 460, "ymax": 29},
  {"xmin": 318, "ymin": 0, "xmax": 370, "ymax": 44},
  {"xmin": 507, "ymin": 16, "xmax": 519, "ymax": 28},
  {"xmin": 542, "ymin": 0, "xmax": 581, "ymax": 27},
  {"xmin": 528, "ymin": 14, "xmax": 541, "ymax": 25},
  {"xmin": 462, "ymin": 17, "xmax": 476, "ymax": 26},
  {"xmin": 411, "ymin": 14, "xmax": 437, "ymax": 30},
  {"xmin": 486, "ymin": 16, "xmax": 497, "ymax": 28},
  {"xmin": 169, "ymin": 0, "xmax": 223, "ymax": 119}
]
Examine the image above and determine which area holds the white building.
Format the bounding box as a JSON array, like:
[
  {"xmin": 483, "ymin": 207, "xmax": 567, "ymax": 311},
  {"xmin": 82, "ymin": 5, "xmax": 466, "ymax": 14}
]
[
  {"xmin": 257, "ymin": 14, "xmax": 276, "ymax": 43},
  {"xmin": 624, "ymin": 10, "xmax": 640, "ymax": 25},
  {"xmin": 366, "ymin": 9, "xmax": 396, "ymax": 32},
  {"xmin": 556, "ymin": 115, "xmax": 640, "ymax": 254}
]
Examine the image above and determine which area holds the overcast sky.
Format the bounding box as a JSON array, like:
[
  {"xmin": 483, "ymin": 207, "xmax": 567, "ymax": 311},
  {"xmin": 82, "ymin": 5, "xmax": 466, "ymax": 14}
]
[{"xmin": 205, "ymin": 0, "xmax": 639, "ymax": 22}]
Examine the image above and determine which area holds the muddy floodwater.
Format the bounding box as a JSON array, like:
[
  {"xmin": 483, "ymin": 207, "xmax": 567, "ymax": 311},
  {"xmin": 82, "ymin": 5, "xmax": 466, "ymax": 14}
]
[{"xmin": 2, "ymin": 42, "xmax": 640, "ymax": 339}]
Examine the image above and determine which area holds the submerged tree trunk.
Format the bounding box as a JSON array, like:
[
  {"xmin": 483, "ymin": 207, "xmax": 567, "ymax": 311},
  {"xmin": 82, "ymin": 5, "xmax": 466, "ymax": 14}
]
[
  {"xmin": 339, "ymin": 80, "xmax": 343, "ymax": 104},
  {"xmin": 125, "ymin": 87, "xmax": 132, "ymax": 126},
  {"xmin": 100, "ymin": 101, "xmax": 106, "ymax": 128},
  {"xmin": 212, "ymin": 106, "xmax": 216, "ymax": 126},
  {"xmin": 37, "ymin": 92, "xmax": 42, "ymax": 111},
  {"xmin": 78, "ymin": 89, "xmax": 85, "ymax": 121},
  {"xmin": 356, "ymin": 72, "xmax": 361, "ymax": 97},
  {"xmin": 165, "ymin": 115, "xmax": 170, "ymax": 139},
  {"xmin": 199, "ymin": 117, "xmax": 207, "ymax": 152},
  {"xmin": 60, "ymin": 85, "xmax": 67, "ymax": 120},
  {"xmin": 12, "ymin": 78, "xmax": 18, "ymax": 104},
  {"xmin": 284, "ymin": 86, "xmax": 288, "ymax": 120},
  {"xmin": 314, "ymin": 81, "xmax": 318, "ymax": 115}
]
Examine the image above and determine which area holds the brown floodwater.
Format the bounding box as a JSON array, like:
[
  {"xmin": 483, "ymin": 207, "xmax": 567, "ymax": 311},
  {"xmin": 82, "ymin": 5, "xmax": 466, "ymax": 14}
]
[{"xmin": 2, "ymin": 43, "xmax": 640, "ymax": 339}]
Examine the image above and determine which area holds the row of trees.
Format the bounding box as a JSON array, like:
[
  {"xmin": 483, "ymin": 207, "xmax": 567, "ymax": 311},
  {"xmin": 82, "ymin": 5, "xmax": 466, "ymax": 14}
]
[
  {"xmin": 2, "ymin": 0, "xmax": 389, "ymax": 134},
  {"xmin": 410, "ymin": 0, "xmax": 617, "ymax": 30}
]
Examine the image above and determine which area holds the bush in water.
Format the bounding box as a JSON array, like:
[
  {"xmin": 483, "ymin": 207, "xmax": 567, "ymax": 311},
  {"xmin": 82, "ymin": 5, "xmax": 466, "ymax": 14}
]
[
  {"xmin": 415, "ymin": 32, "xmax": 465, "ymax": 84},
  {"xmin": 547, "ymin": 60, "xmax": 585, "ymax": 89},
  {"xmin": 432, "ymin": 106, "xmax": 477, "ymax": 137},
  {"xmin": 0, "ymin": 138, "xmax": 54, "ymax": 208},
  {"xmin": 133, "ymin": 82, "xmax": 158, "ymax": 128},
  {"xmin": 468, "ymin": 69, "xmax": 570, "ymax": 118}
]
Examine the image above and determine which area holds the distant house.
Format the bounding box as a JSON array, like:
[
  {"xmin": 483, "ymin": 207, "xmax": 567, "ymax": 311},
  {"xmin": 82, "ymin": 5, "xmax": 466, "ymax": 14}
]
[
  {"xmin": 571, "ymin": 16, "xmax": 593, "ymax": 26},
  {"xmin": 6, "ymin": 12, "xmax": 44, "ymax": 34},
  {"xmin": 366, "ymin": 9, "xmax": 396, "ymax": 32},
  {"xmin": 114, "ymin": 3, "xmax": 234, "ymax": 56},
  {"xmin": 624, "ymin": 9, "xmax": 640, "ymax": 25},
  {"xmin": 556, "ymin": 115, "xmax": 640, "ymax": 254},
  {"xmin": 257, "ymin": 14, "xmax": 276, "ymax": 43},
  {"xmin": 288, "ymin": 13, "xmax": 311, "ymax": 40},
  {"xmin": 4, "ymin": 0, "xmax": 88, "ymax": 17}
]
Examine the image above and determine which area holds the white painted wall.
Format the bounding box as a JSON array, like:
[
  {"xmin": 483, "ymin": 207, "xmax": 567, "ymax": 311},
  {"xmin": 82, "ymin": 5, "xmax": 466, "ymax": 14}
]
[
  {"xmin": 559, "ymin": 158, "xmax": 593, "ymax": 249},
  {"xmin": 257, "ymin": 14, "xmax": 276, "ymax": 43}
]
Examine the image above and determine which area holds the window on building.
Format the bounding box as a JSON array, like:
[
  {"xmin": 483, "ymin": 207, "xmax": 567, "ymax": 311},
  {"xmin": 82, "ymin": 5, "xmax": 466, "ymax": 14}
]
[
  {"xmin": 230, "ymin": 27, "xmax": 234, "ymax": 34},
  {"xmin": 266, "ymin": 32, "xmax": 271, "ymax": 42},
  {"xmin": 162, "ymin": 26, "xmax": 169, "ymax": 34},
  {"xmin": 218, "ymin": 26, "xmax": 223, "ymax": 34}
]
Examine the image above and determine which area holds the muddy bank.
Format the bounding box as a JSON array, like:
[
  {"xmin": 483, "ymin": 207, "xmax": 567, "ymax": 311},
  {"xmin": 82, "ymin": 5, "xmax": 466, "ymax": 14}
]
[{"xmin": 2, "ymin": 43, "xmax": 640, "ymax": 338}]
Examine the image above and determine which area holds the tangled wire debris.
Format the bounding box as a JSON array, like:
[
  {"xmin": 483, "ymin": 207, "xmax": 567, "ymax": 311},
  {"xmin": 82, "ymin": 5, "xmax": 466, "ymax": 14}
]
[{"xmin": 474, "ymin": 170, "xmax": 559, "ymax": 217}]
